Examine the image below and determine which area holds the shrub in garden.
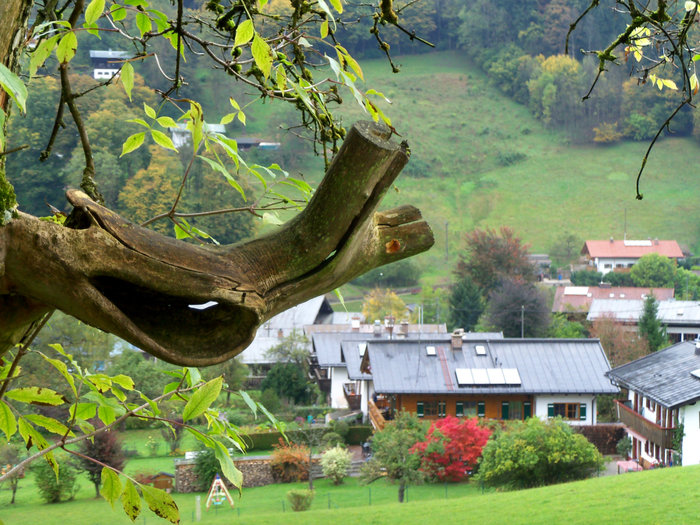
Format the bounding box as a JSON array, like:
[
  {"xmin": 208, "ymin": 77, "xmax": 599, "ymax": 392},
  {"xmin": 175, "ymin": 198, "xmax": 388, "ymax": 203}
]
[
  {"xmin": 286, "ymin": 489, "xmax": 314, "ymax": 511},
  {"xmin": 320, "ymin": 446, "xmax": 353, "ymax": 485},
  {"xmin": 33, "ymin": 460, "xmax": 78, "ymax": 503},
  {"xmin": 411, "ymin": 416, "xmax": 491, "ymax": 482},
  {"xmin": 477, "ymin": 417, "xmax": 604, "ymax": 489},
  {"xmin": 78, "ymin": 425, "xmax": 125, "ymax": 497},
  {"xmin": 321, "ymin": 431, "xmax": 344, "ymax": 449},
  {"xmin": 270, "ymin": 439, "xmax": 310, "ymax": 482},
  {"xmin": 193, "ymin": 448, "xmax": 220, "ymax": 491}
]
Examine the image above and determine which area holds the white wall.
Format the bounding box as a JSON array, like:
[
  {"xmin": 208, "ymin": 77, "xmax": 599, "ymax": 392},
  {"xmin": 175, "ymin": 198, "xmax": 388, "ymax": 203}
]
[
  {"xmin": 329, "ymin": 366, "xmax": 349, "ymax": 409},
  {"xmin": 680, "ymin": 403, "xmax": 700, "ymax": 466},
  {"xmin": 594, "ymin": 257, "xmax": 637, "ymax": 274},
  {"xmin": 534, "ymin": 394, "xmax": 597, "ymax": 425}
]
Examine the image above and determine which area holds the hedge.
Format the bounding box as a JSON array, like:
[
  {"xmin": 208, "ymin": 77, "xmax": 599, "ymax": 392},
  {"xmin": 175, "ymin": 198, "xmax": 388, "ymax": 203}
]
[{"xmin": 245, "ymin": 426, "xmax": 373, "ymax": 451}]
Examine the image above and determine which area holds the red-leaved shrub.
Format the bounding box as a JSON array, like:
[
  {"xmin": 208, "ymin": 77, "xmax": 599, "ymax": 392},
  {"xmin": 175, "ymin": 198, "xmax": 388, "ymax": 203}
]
[
  {"xmin": 270, "ymin": 439, "xmax": 310, "ymax": 482},
  {"xmin": 411, "ymin": 416, "xmax": 491, "ymax": 482}
]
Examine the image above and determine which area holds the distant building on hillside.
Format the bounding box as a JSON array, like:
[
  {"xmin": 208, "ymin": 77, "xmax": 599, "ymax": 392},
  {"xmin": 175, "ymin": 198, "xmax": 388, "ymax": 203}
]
[
  {"xmin": 581, "ymin": 238, "xmax": 683, "ymax": 274},
  {"xmin": 553, "ymin": 285, "xmax": 675, "ymax": 316},
  {"xmin": 89, "ymin": 49, "xmax": 130, "ymax": 80},
  {"xmin": 169, "ymin": 123, "xmax": 226, "ymax": 149}
]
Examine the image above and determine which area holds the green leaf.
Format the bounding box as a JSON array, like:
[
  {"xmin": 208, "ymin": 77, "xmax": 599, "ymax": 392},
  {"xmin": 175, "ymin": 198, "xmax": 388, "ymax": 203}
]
[
  {"xmin": 0, "ymin": 401, "xmax": 17, "ymax": 440},
  {"xmin": 156, "ymin": 116, "xmax": 178, "ymax": 129},
  {"xmin": 141, "ymin": 485, "xmax": 179, "ymax": 523},
  {"xmin": 40, "ymin": 355, "xmax": 76, "ymax": 396},
  {"xmin": 198, "ymin": 155, "xmax": 246, "ymax": 200},
  {"xmin": 151, "ymin": 129, "xmax": 177, "ymax": 151},
  {"xmin": 186, "ymin": 367, "xmax": 202, "ymax": 388},
  {"xmin": 136, "ymin": 12, "xmax": 152, "ymax": 37},
  {"xmin": 329, "ymin": 0, "xmax": 343, "ymax": 12},
  {"xmin": 87, "ymin": 373, "xmax": 112, "ymax": 393},
  {"xmin": 214, "ymin": 440, "xmax": 243, "ymax": 491},
  {"xmin": 56, "ymin": 31, "xmax": 78, "ymax": 64},
  {"xmin": 143, "ymin": 103, "xmax": 156, "ymax": 119},
  {"xmin": 18, "ymin": 417, "xmax": 50, "ymax": 451},
  {"xmin": 0, "ymin": 63, "xmax": 28, "ymax": 112},
  {"xmin": 251, "ymin": 34, "xmax": 272, "ymax": 79},
  {"xmin": 98, "ymin": 404, "xmax": 117, "ymax": 426},
  {"xmin": 262, "ymin": 212, "xmax": 283, "ymax": 225},
  {"xmin": 85, "ymin": 0, "xmax": 106, "ymax": 24},
  {"xmin": 69, "ymin": 402, "xmax": 97, "ymax": 421},
  {"xmin": 182, "ymin": 376, "xmax": 222, "ymax": 422},
  {"xmin": 121, "ymin": 479, "xmax": 141, "ymax": 522},
  {"xmin": 320, "ymin": 20, "xmax": 329, "ymax": 38},
  {"xmin": 239, "ymin": 390, "xmax": 257, "ymax": 418},
  {"xmin": 121, "ymin": 62, "xmax": 134, "ymax": 101},
  {"xmin": 24, "ymin": 414, "xmax": 73, "ymax": 436},
  {"xmin": 234, "ymin": 19, "xmax": 254, "ymax": 47},
  {"xmin": 111, "ymin": 374, "xmax": 135, "ymax": 390},
  {"xmin": 110, "ymin": 4, "xmax": 127, "ymax": 21},
  {"xmin": 101, "ymin": 468, "xmax": 122, "ymax": 508},
  {"xmin": 120, "ymin": 132, "xmax": 145, "ymax": 157},
  {"xmin": 29, "ymin": 35, "xmax": 59, "ymax": 77},
  {"xmin": 316, "ymin": 0, "xmax": 336, "ymax": 31},
  {"xmin": 5, "ymin": 387, "xmax": 67, "ymax": 406},
  {"xmin": 126, "ymin": 118, "xmax": 150, "ymax": 128}
]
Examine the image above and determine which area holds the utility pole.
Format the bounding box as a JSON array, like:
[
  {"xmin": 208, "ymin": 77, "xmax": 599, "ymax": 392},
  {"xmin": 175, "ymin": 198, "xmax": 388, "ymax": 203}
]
[
  {"xmin": 445, "ymin": 222, "xmax": 449, "ymax": 262},
  {"xmin": 520, "ymin": 305, "xmax": 525, "ymax": 338}
]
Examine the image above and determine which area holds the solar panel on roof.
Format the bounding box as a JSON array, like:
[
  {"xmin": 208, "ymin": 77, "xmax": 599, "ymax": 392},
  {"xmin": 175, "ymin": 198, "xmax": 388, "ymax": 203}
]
[
  {"xmin": 426, "ymin": 345, "xmax": 436, "ymax": 356},
  {"xmin": 472, "ymin": 369, "xmax": 489, "ymax": 385},
  {"xmin": 503, "ymin": 368, "xmax": 522, "ymax": 385},
  {"xmin": 455, "ymin": 368, "xmax": 474, "ymax": 385},
  {"xmin": 691, "ymin": 368, "xmax": 700, "ymax": 380},
  {"xmin": 475, "ymin": 345, "xmax": 486, "ymax": 356},
  {"xmin": 358, "ymin": 343, "xmax": 367, "ymax": 357},
  {"xmin": 487, "ymin": 368, "xmax": 506, "ymax": 384}
]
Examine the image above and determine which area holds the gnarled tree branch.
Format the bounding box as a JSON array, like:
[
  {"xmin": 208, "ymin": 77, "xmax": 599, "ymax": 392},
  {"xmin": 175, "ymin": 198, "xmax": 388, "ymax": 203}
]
[{"xmin": 0, "ymin": 121, "xmax": 434, "ymax": 366}]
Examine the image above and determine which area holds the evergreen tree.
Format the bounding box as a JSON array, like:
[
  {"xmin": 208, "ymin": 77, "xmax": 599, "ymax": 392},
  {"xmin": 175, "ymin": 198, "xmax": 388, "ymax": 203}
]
[
  {"xmin": 448, "ymin": 275, "xmax": 485, "ymax": 331},
  {"xmin": 638, "ymin": 294, "xmax": 667, "ymax": 353}
]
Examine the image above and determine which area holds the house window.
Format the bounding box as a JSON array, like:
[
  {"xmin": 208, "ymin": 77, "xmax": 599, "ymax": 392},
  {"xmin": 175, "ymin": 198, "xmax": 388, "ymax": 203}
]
[
  {"xmin": 417, "ymin": 401, "xmax": 442, "ymax": 417},
  {"xmin": 456, "ymin": 401, "xmax": 477, "ymax": 418},
  {"xmin": 548, "ymin": 403, "xmax": 587, "ymax": 421},
  {"xmin": 438, "ymin": 401, "xmax": 446, "ymax": 418},
  {"xmin": 500, "ymin": 402, "xmax": 525, "ymax": 420},
  {"xmin": 477, "ymin": 401, "xmax": 486, "ymax": 417},
  {"xmin": 604, "ymin": 263, "xmax": 612, "ymax": 269}
]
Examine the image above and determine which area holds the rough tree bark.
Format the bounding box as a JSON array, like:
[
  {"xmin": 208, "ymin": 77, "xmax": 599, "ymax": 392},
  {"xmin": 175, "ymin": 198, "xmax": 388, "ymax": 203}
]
[
  {"xmin": 0, "ymin": 0, "xmax": 433, "ymax": 365},
  {"xmin": 0, "ymin": 121, "xmax": 434, "ymax": 365}
]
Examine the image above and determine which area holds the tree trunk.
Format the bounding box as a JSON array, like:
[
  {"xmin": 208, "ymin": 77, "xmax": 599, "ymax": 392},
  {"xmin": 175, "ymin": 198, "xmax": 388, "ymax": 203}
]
[
  {"xmin": 398, "ymin": 481, "xmax": 405, "ymax": 503},
  {"xmin": 0, "ymin": 121, "xmax": 434, "ymax": 365}
]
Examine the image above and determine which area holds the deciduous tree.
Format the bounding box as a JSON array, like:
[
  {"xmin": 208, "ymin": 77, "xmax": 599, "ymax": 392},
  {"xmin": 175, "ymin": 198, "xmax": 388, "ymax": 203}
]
[
  {"xmin": 630, "ymin": 254, "xmax": 676, "ymax": 288},
  {"xmin": 410, "ymin": 416, "xmax": 491, "ymax": 482},
  {"xmin": 78, "ymin": 423, "xmax": 125, "ymax": 497},
  {"xmin": 484, "ymin": 278, "xmax": 550, "ymax": 337}
]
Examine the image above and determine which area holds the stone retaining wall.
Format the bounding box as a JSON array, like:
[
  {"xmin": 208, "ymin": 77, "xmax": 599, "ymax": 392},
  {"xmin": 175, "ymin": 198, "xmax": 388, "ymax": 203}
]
[{"xmin": 175, "ymin": 456, "xmax": 275, "ymax": 493}]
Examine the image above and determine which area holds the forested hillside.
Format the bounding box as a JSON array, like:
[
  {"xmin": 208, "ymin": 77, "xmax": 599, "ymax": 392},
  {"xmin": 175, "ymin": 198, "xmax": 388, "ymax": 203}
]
[{"xmin": 6, "ymin": 0, "xmax": 700, "ymax": 281}]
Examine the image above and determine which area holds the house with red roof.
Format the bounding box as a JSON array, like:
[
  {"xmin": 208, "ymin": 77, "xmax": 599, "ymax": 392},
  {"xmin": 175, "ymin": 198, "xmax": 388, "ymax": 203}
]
[
  {"xmin": 552, "ymin": 285, "xmax": 675, "ymax": 315},
  {"xmin": 581, "ymin": 239, "xmax": 683, "ymax": 274}
]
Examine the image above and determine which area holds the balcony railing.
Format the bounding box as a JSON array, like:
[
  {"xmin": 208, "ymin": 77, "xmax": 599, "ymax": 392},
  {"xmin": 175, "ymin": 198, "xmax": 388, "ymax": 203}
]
[
  {"xmin": 343, "ymin": 383, "xmax": 361, "ymax": 410},
  {"xmin": 615, "ymin": 400, "xmax": 675, "ymax": 449}
]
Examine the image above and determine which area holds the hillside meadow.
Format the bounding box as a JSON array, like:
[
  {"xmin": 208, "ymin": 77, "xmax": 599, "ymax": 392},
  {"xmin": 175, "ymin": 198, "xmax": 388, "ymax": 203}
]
[{"xmin": 238, "ymin": 51, "xmax": 700, "ymax": 284}]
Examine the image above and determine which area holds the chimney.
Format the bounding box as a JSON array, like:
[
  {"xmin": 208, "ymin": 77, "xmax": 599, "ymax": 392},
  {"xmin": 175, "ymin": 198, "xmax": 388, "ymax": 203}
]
[
  {"xmin": 384, "ymin": 315, "xmax": 395, "ymax": 338},
  {"xmin": 654, "ymin": 238, "xmax": 659, "ymax": 245},
  {"xmin": 609, "ymin": 236, "xmax": 614, "ymax": 243},
  {"xmin": 373, "ymin": 320, "xmax": 382, "ymax": 337},
  {"xmin": 451, "ymin": 329, "xmax": 464, "ymax": 350},
  {"xmin": 351, "ymin": 317, "xmax": 361, "ymax": 332},
  {"xmin": 277, "ymin": 328, "xmax": 284, "ymax": 339},
  {"xmin": 399, "ymin": 320, "xmax": 409, "ymax": 337}
]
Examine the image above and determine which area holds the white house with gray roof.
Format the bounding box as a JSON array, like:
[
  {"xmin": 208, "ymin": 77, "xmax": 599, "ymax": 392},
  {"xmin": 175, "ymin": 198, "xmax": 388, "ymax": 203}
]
[
  {"xmin": 358, "ymin": 334, "xmax": 617, "ymax": 427},
  {"xmin": 606, "ymin": 340, "xmax": 700, "ymax": 467}
]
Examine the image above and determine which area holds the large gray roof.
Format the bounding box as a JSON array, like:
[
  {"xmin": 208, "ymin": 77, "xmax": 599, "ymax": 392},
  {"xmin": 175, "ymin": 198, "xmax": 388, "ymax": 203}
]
[
  {"xmin": 341, "ymin": 341, "xmax": 372, "ymax": 380},
  {"xmin": 587, "ymin": 299, "xmax": 700, "ymax": 325},
  {"xmin": 606, "ymin": 341, "xmax": 700, "ymax": 408},
  {"xmin": 367, "ymin": 338, "xmax": 618, "ymax": 396}
]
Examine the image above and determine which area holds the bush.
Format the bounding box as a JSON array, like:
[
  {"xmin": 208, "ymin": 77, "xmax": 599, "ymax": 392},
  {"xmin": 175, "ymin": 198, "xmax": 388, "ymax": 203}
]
[
  {"xmin": 320, "ymin": 446, "xmax": 353, "ymax": 485},
  {"xmin": 321, "ymin": 431, "xmax": 345, "ymax": 449},
  {"xmin": 270, "ymin": 439, "xmax": 310, "ymax": 482},
  {"xmin": 351, "ymin": 259, "xmax": 421, "ymax": 288},
  {"xmin": 477, "ymin": 418, "xmax": 604, "ymax": 489},
  {"xmin": 570, "ymin": 270, "xmax": 603, "ymax": 286},
  {"xmin": 286, "ymin": 489, "xmax": 314, "ymax": 511},
  {"xmin": 259, "ymin": 388, "xmax": 281, "ymax": 413},
  {"xmin": 33, "ymin": 460, "xmax": 78, "ymax": 503},
  {"xmin": 604, "ymin": 271, "xmax": 634, "ymax": 287},
  {"xmin": 592, "ymin": 122, "xmax": 623, "ymax": 143},
  {"xmin": 193, "ymin": 448, "xmax": 219, "ymax": 491},
  {"xmin": 617, "ymin": 436, "xmax": 632, "ymax": 457}
]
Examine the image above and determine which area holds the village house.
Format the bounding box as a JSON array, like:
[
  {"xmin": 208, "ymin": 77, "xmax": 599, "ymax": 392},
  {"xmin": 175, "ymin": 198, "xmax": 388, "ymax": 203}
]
[
  {"xmin": 89, "ymin": 49, "xmax": 130, "ymax": 80},
  {"xmin": 606, "ymin": 340, "xmax": 700, "ymax": 467},
  {"xmin": 581, "ymin": 239, "xmax": 683, "ymax": 274},
  {"xmin": 320, "ymin": 330, "xmax": 617, "ymax": 428},
  {"xmin": 552, "ymin": 285, "xmax": 674, "ymax": 317},
  {"xmin": 587, "ymin": 299, "xmax": 700, "ymax": 343}
]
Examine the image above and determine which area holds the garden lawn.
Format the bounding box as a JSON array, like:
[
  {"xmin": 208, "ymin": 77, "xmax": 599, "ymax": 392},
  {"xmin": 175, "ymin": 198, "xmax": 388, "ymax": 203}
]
[{"xmin": 3, "ymin": 464, "xmax": 700, "ymax": 524}]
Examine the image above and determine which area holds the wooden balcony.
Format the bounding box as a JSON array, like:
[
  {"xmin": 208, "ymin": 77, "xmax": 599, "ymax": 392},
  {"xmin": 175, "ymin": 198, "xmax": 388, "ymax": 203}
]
[
  {"xmin": 615, "ymin": 400, "xmax": 675, "ymax": 449},
  {"xmin": 343, "ymin": 383, "xmax": 361, "ymax": 410},
  {"xmin": 368, "ymin": 398, "xmax": 386, "ymax": 431}
]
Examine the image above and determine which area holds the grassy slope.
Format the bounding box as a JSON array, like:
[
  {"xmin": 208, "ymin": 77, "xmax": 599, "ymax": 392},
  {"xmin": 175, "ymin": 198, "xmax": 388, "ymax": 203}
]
[
  {"xmin": 292, "ymin": 51, "xmax": 700, "ymax": 285},
  {"xmin": 3, "ymin": 463, "xmax": 700, "ymax": 524}
]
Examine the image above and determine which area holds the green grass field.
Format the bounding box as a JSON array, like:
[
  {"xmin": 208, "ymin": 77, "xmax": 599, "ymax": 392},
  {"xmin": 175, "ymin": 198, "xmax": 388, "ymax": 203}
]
[{"xmin": 3, "ymin": 461, "xmax": 700, "ymax": 524}]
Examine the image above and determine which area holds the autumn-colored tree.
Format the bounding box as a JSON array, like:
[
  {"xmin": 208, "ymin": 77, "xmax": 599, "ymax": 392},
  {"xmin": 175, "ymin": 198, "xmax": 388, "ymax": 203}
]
[
  {"xmin": 589, "ymin": 315, "xmax": 645, "ymax": 367},
  {"xmin": 410, "ymin": 416, "xmax": 491, "ymax": 482},
  {"xmin": 362, "ymin": 288, "xmax": 412, "ymax": 323},
  {"xmin": 78, "ymin": 424, "xmax": 125, "ymax": 498},
  {"xmin": 117, "ymin": 145, "xmax": 182, "ymax": 234},
  {"xmin": 455, "ymin": 227, "xmax": 535, "ymax": 293}
]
